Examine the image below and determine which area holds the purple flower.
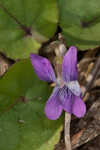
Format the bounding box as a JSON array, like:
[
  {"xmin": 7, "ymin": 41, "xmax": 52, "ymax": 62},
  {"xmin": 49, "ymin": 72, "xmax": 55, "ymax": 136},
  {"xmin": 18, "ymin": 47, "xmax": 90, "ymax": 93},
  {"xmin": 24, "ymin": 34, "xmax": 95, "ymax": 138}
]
[{"xmin": 30, "ymin": 46, "xmax": 86, "ymax": 120}]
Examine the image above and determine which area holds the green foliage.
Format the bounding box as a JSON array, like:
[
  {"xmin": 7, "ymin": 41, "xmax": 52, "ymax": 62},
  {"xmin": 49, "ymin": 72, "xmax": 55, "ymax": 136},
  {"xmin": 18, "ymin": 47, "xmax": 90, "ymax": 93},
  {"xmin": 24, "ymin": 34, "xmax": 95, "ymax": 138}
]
[
  {"xmin": 0, "ymin": 0, "xmax": 58, "ymax": 58},
  {"xmin": 15, "ymin": 100, "xmax": 63, "ymax": 150},
  {"xmin": 0, "ymin": 99, "xmax": 63, "ymax": 150},
  {"xmin": 0, "ymin": 59, "xmax": 51, "ymax": 111},
  {"xmin": 58, "ymin": 0, "xmax": 100, "ymax": 49},
  {"xmin": 0, "ymin": 59, "xmax": 63, "ymax": 150},
  {"xmin": 0, "ymin": 110, "xmax": 20, "ymax": 150}
]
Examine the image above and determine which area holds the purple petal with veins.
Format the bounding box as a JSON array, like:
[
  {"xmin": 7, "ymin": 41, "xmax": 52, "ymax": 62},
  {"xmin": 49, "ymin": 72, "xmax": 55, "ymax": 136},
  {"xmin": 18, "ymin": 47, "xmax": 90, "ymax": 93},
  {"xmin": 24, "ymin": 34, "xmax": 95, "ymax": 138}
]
[
  {"xmin": 59, "ymin": 86, "xmax": 73, "ymax": 113},
  {"xmin": 45, "ymin": 87, "xmax": 63, "ymax": 120},
  {"xmin": 72, "ymin": 96, "xmax": 86, "ymax": 118},
  {"xmin": 30, "ymin": 53, "xmax": 56, "ymax": 82},
  {"xmin": 59, "ymin": 86, "xmax": 86, "ymax": 117},
  {"xmin": 62, "ymin": 46, "xmax": 78, "ymax": 82},
  {"xmin": 66, "ymin": 81, "xmax": 81, "ymax": 96}
]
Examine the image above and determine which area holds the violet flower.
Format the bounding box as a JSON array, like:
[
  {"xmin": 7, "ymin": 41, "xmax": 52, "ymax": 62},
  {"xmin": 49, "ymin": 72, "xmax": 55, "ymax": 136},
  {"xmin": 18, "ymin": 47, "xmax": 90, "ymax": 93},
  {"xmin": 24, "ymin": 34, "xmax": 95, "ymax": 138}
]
[{"xmin": 30, "ymin": 46, "xmax": 86, "ymax": 120}]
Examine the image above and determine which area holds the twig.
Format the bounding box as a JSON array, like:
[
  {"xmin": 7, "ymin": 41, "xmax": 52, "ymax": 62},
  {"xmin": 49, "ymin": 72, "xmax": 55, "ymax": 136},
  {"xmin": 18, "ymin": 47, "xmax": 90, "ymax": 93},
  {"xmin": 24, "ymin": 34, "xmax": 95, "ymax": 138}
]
[{"xmin": 81, "ymin": 56, "xmax": 100, "ymax": 97}]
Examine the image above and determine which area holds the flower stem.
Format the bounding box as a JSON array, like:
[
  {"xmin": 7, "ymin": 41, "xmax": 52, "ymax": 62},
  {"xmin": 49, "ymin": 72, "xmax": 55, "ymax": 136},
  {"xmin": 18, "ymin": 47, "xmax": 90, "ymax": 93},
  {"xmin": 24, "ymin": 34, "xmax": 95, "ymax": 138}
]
[
  {"xmin": 54, "ymin": 43, "xmax": 72, "ymax": 150},
  {"xmin": 65, "ymin": 112, "xmax": 72, "ymax": 150}
]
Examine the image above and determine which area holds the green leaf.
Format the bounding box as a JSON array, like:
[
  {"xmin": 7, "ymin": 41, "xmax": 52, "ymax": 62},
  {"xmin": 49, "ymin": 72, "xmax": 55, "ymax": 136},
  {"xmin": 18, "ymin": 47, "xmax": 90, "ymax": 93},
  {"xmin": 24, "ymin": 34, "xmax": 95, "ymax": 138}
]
[
  {"xmin": 58, "ymin": 0, "xmax": 100, "ymax": 49},
  {"xmin": 0, "ymin": 96, "xmax": 63, "ymax": 150},
  {"xmin": 0, "ymin": 0, "xmax": 58, "ymax": 58},
  {"xmin": 15, "ymin": 100, "xmax": 63, "ymax": 150},
  {"xmin": 0, "ymin": 110, "xmax": 20, "ymax": 150},
  {"xmin": 0, "ymin": 54, "xmax": 64, "ymax": 150},
  {"xmin": 0, "ymin": 59, "xmax": 51, "ymax": 112}
]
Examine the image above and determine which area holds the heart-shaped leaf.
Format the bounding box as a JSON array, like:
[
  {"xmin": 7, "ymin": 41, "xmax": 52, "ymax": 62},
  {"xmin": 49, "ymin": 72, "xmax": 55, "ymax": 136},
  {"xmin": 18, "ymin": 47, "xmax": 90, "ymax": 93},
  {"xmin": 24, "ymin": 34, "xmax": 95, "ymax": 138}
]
[
  {"xmin": 15, "ymin": 100, "xmax": 63, "ymax": 150},
  {"xmin": 0, "ymin": 59, "xmax": 51, "ymax": 112},
  {"xmin": 58, "ymin": 0, "xmax": 100, "ymax": 49},
  {"xmin": 0, "ymin": 95, "xmax": 63, "ymax": 150},
  {"xmin": 0, "ymin": 0, "xmax": 58, "ymax": 58},
  {"xmin": 0, "ymin": 110, "xmax": 20, "ymax": 150}
]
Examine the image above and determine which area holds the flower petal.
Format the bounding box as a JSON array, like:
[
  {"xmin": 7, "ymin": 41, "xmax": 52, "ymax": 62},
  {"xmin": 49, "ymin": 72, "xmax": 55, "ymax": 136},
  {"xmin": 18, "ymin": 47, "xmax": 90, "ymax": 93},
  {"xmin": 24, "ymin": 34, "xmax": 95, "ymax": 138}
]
[
  {"xmin": 59, "ymin": 86, "xmax": 73, "ymax": 114},
  {"xmin": 45, "ymin": 87, "xmax": 63, "ymax": 120},
  {"xmin": 59, "ymin": 86, "xmax": 86, "ymax": 117},
  {"xmin": 72, "ymin": 96, "xmax": 86, "ymax": 118},
  {"xmin": 30, "ymin": 53, "xmax": 56, "ymax": 82},
  {"xmin": 62, "ymin": 46, "xmax": 78, "ymax": 82},
  {"xmin": 66, "ymin": 81, "xmax": 81, "ymax": 96}
]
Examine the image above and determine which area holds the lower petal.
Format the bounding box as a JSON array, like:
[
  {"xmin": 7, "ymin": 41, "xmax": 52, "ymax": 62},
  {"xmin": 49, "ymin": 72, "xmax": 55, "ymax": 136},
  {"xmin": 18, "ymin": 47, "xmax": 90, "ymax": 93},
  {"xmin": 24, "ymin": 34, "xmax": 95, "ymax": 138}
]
[
  {"xmin": 72, "ymin": 96, "xmax": 86, "ymax": 118},
  {"xmin": 45, "ymin": 87, "xmax": 63, "ymax": 120},
  {"xmin": 59, "ymin": 87, "xmax": 86, "ymax": 118},
  {"xmin": 59, "ymin": 86, "xmax": 73, "ymax": 114}
]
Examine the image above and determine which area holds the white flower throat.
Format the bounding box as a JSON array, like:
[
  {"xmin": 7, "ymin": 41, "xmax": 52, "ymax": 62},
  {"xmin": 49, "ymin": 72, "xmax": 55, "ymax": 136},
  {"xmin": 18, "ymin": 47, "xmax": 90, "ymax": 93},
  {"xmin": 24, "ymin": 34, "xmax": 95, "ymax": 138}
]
[{"xmin": 56, "ymin": 78, "xmax": 81, "ymax": 96}]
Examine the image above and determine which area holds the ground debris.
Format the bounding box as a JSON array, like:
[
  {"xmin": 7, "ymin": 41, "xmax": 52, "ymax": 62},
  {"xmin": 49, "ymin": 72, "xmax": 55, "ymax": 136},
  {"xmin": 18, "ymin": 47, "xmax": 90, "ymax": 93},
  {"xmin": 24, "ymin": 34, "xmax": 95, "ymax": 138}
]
[
  {"xmin": 0, "ymin": 53, "xmax": 14, "ymax": 76},
  {"xmin": 77, "ymin": 135, "xmax": 100, "ymax": 150},
  {"xmin": 71, "ymin": 99, "xmax": 100, "ymax": 149}
]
